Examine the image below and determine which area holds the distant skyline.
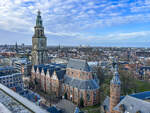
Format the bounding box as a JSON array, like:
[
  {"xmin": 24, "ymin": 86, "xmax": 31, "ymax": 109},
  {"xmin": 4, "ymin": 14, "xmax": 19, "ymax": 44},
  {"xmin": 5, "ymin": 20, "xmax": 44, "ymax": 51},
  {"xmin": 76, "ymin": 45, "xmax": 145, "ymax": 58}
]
[{"xmin": 0, "ymin": 0, "xmax": 150, "ymax": 47}]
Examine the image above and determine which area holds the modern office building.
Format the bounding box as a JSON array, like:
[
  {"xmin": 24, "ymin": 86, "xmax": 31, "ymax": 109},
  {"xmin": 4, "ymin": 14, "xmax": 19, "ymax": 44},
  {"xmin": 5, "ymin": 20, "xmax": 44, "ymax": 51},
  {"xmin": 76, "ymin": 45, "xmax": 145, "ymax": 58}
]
[
  {"xmin": 12, "ymin": 58, "xmax": 32, "ymax": 77},
  {"xmin": 0, "ymin": 67, "xmax": 23, "ymax": 91}
]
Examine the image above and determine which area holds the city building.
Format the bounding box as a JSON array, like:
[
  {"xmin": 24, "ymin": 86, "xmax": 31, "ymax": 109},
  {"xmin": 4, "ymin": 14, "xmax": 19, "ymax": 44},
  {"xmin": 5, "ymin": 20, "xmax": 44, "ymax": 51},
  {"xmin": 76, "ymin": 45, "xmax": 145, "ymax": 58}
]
[
  {"xmin": 32, "ymin": 10, "xmax": 48, "ymax": 65},
  {"xmin": 0, "ymin": 83, "xmax": 48, "ymax": 113},
  {"xmin": 139, "ymin": 66, "xmax": 150, "ymax": 80},
  {"xmin": 12, "ymin": 58, "xmax": 32, "ymax": 77},
  {"xmin": 0, "ymin": 67, "xmax": 23, "ymax": 91}
]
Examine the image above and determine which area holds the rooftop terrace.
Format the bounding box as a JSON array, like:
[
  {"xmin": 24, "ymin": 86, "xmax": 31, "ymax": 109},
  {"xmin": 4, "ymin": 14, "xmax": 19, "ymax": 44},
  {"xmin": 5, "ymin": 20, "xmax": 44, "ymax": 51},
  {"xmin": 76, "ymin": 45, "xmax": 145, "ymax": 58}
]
[{"xmin": 0, "ymin": 83, "xmax": 48, "ymax": 113}]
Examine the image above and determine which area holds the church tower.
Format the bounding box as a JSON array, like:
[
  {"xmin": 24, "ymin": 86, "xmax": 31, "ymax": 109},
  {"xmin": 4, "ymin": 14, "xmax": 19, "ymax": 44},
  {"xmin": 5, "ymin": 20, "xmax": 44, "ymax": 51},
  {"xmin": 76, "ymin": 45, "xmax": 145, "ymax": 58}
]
[
  {"xmin": 110, "ymin": 62, "xmax": 121, "ymax": 113},
  {"xmin": 32, "ymin": 10, "xmax": 48, "ymax": 65}
]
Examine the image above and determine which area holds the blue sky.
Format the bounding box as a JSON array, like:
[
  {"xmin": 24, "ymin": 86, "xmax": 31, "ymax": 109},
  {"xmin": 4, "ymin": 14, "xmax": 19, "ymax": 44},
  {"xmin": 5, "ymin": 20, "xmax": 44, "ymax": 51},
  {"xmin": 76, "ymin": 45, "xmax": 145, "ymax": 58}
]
[{"xmin": 0, "ymin": 0, "xmax": 150, "ymax": 47}]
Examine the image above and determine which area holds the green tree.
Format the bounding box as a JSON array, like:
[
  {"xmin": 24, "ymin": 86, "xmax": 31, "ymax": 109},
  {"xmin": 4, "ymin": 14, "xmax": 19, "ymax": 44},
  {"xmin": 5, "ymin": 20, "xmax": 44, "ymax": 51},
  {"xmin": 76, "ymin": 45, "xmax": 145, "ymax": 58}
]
[
  {"xmin": 97, "ymin": 67, "xmax": 105, "ymax": 85},
  {"xmin": 64, "ymin": 92, "xmax": 67, "ymax": 99},
  {"xmin": 119, "ymin": 70, "xmax": 137, "ymax": 95},
  {"xmin": 80, "ymin": 97, "xmax": 84, "ymax": 108}
]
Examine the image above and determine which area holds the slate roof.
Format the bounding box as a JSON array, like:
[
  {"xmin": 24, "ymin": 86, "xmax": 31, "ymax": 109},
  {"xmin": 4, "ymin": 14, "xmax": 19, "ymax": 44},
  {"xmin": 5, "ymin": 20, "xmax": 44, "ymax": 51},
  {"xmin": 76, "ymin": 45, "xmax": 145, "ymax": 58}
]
[
  {"xmin": 64, "ymin": 75, "xmax": 99, "ymax": 90},
  {"xmin": 56, "ymin": 70, "xmax": 66, "ymax": 80},
  {"xmin": 113, "ymin": 95, "xmax": 150, "ymax": 113},
  {"xmin": 121, "ymin": 91, "xmax": 150, "ymax": 100},
  {"xmin": 103, "ymin": 91, "xmax": 150, "ymax": 112},
  {"xmin": 34, "ymin": 63, "xmax": 66, "ymax": 75},
  {"xmin": 34, "ymin": 63, "xmax": 66, "ymax": 80},
  {"xmin": 110, "ymin": 71, "xmax": 121, "ymax": 85},
  {"xmin": 67, "ymin": 59, "xmax": 91, "ymax": 72}
]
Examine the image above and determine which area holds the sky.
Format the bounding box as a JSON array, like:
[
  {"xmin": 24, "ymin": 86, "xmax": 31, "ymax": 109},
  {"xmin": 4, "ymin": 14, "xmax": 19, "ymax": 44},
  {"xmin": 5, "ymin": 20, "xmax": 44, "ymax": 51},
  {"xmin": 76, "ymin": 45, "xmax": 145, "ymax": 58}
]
[{"xmin": 0, "ymin": 0, "xmax": 150, "ymax": 47}]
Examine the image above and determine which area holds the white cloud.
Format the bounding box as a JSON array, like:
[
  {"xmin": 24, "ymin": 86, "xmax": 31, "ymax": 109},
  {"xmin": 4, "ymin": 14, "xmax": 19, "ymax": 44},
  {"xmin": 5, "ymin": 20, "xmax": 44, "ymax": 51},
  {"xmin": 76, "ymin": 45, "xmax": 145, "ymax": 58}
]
[
  {"xmin": 77, "ymin": 31, "xmax": 150, "ymax": 43},
  {"xmin": 0, "ymin": 0, "xmax": 150, "ymax": 45}
]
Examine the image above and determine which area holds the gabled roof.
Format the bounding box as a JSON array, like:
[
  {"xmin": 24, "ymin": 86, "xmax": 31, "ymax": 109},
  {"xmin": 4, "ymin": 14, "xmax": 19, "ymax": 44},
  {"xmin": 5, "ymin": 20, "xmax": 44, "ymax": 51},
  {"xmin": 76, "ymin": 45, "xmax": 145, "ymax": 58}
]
[
  {"xmin": 34, "ymin": 63, "xmax": 66, "ymax": 75},
  {"xmin": 55, "ymin": 70, "xmax": 66, "ymax": 80},
  {"xmin": 64, "ymin": 75, "xmax": 99, "ymax": 90},
  {"xmin": 113, "ymin": 95, "xmax": 150, "ymax": 113},
  {"xmin": 67, "ymin": 59, "xmax": 91, "ymax": 72}
]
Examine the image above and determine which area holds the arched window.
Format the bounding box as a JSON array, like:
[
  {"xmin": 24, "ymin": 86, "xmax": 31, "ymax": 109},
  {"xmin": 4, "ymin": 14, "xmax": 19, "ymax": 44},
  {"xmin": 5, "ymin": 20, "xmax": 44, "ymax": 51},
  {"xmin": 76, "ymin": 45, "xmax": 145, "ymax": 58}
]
[
  {"xmin": 70, "ymin": 88, "xmax": 73, "ymax": 94},
  {"xmin": 74, "ymin": 89, "xmax": 78, "ymax": 99},
  {"xmin": 93, "ymin": 91, "xmax": 96, "ymax": 101},
  {"xmin": 80, "ymin": 92, "xmax": 83, "ymax": 98},
  {"xmin": 87, "ymin": 91, "xmax": 90, "ymax": 101}
]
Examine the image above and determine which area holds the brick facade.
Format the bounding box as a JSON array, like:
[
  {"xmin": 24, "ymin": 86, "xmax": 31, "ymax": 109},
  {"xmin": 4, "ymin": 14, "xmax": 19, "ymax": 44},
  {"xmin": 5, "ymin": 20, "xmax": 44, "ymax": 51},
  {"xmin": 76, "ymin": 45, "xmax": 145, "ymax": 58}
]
[
  {"xmin": 110, "ymin": 84, "xmax": 121, "ymax": 113},
  {"xmin": 63, "ymin": 66, "xmax": 100, "ymax": 106},
  {"xmin": 31, "ymin": 59, "xmax": 100, "ymax": 107},
  {"xmin": 31, "ymin": 66, "xmax": 63, "ymax": 97}
]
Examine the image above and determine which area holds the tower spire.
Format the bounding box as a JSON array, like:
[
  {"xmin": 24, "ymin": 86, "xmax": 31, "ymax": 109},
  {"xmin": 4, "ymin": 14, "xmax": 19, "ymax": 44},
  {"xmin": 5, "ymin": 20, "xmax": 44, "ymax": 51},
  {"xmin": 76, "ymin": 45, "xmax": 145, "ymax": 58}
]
[
  {"xmin": 32, "ymin": 10, "xmax": 48, "ymax": 65},
  {"xmin": 111, "ymin": 62, "xmax": 121, "ymax": 85},
  {"xmin": 110, "ymin": 57, "xmax": 121, "ymax": 113},
  {"xmin": 36, "ymin": 10, "xmax": 43, "ymax": 26}
]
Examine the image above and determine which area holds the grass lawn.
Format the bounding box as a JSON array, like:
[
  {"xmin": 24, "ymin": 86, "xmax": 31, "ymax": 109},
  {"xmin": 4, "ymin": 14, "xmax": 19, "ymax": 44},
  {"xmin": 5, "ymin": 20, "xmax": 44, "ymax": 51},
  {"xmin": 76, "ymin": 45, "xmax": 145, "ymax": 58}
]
[
  {"xmin": 81, "ymin": 105, "xmax": 100, "ymax": 113},
  {"xmin": 135, "ymin": 80, "xmax": 150, "ymax": 92}
]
